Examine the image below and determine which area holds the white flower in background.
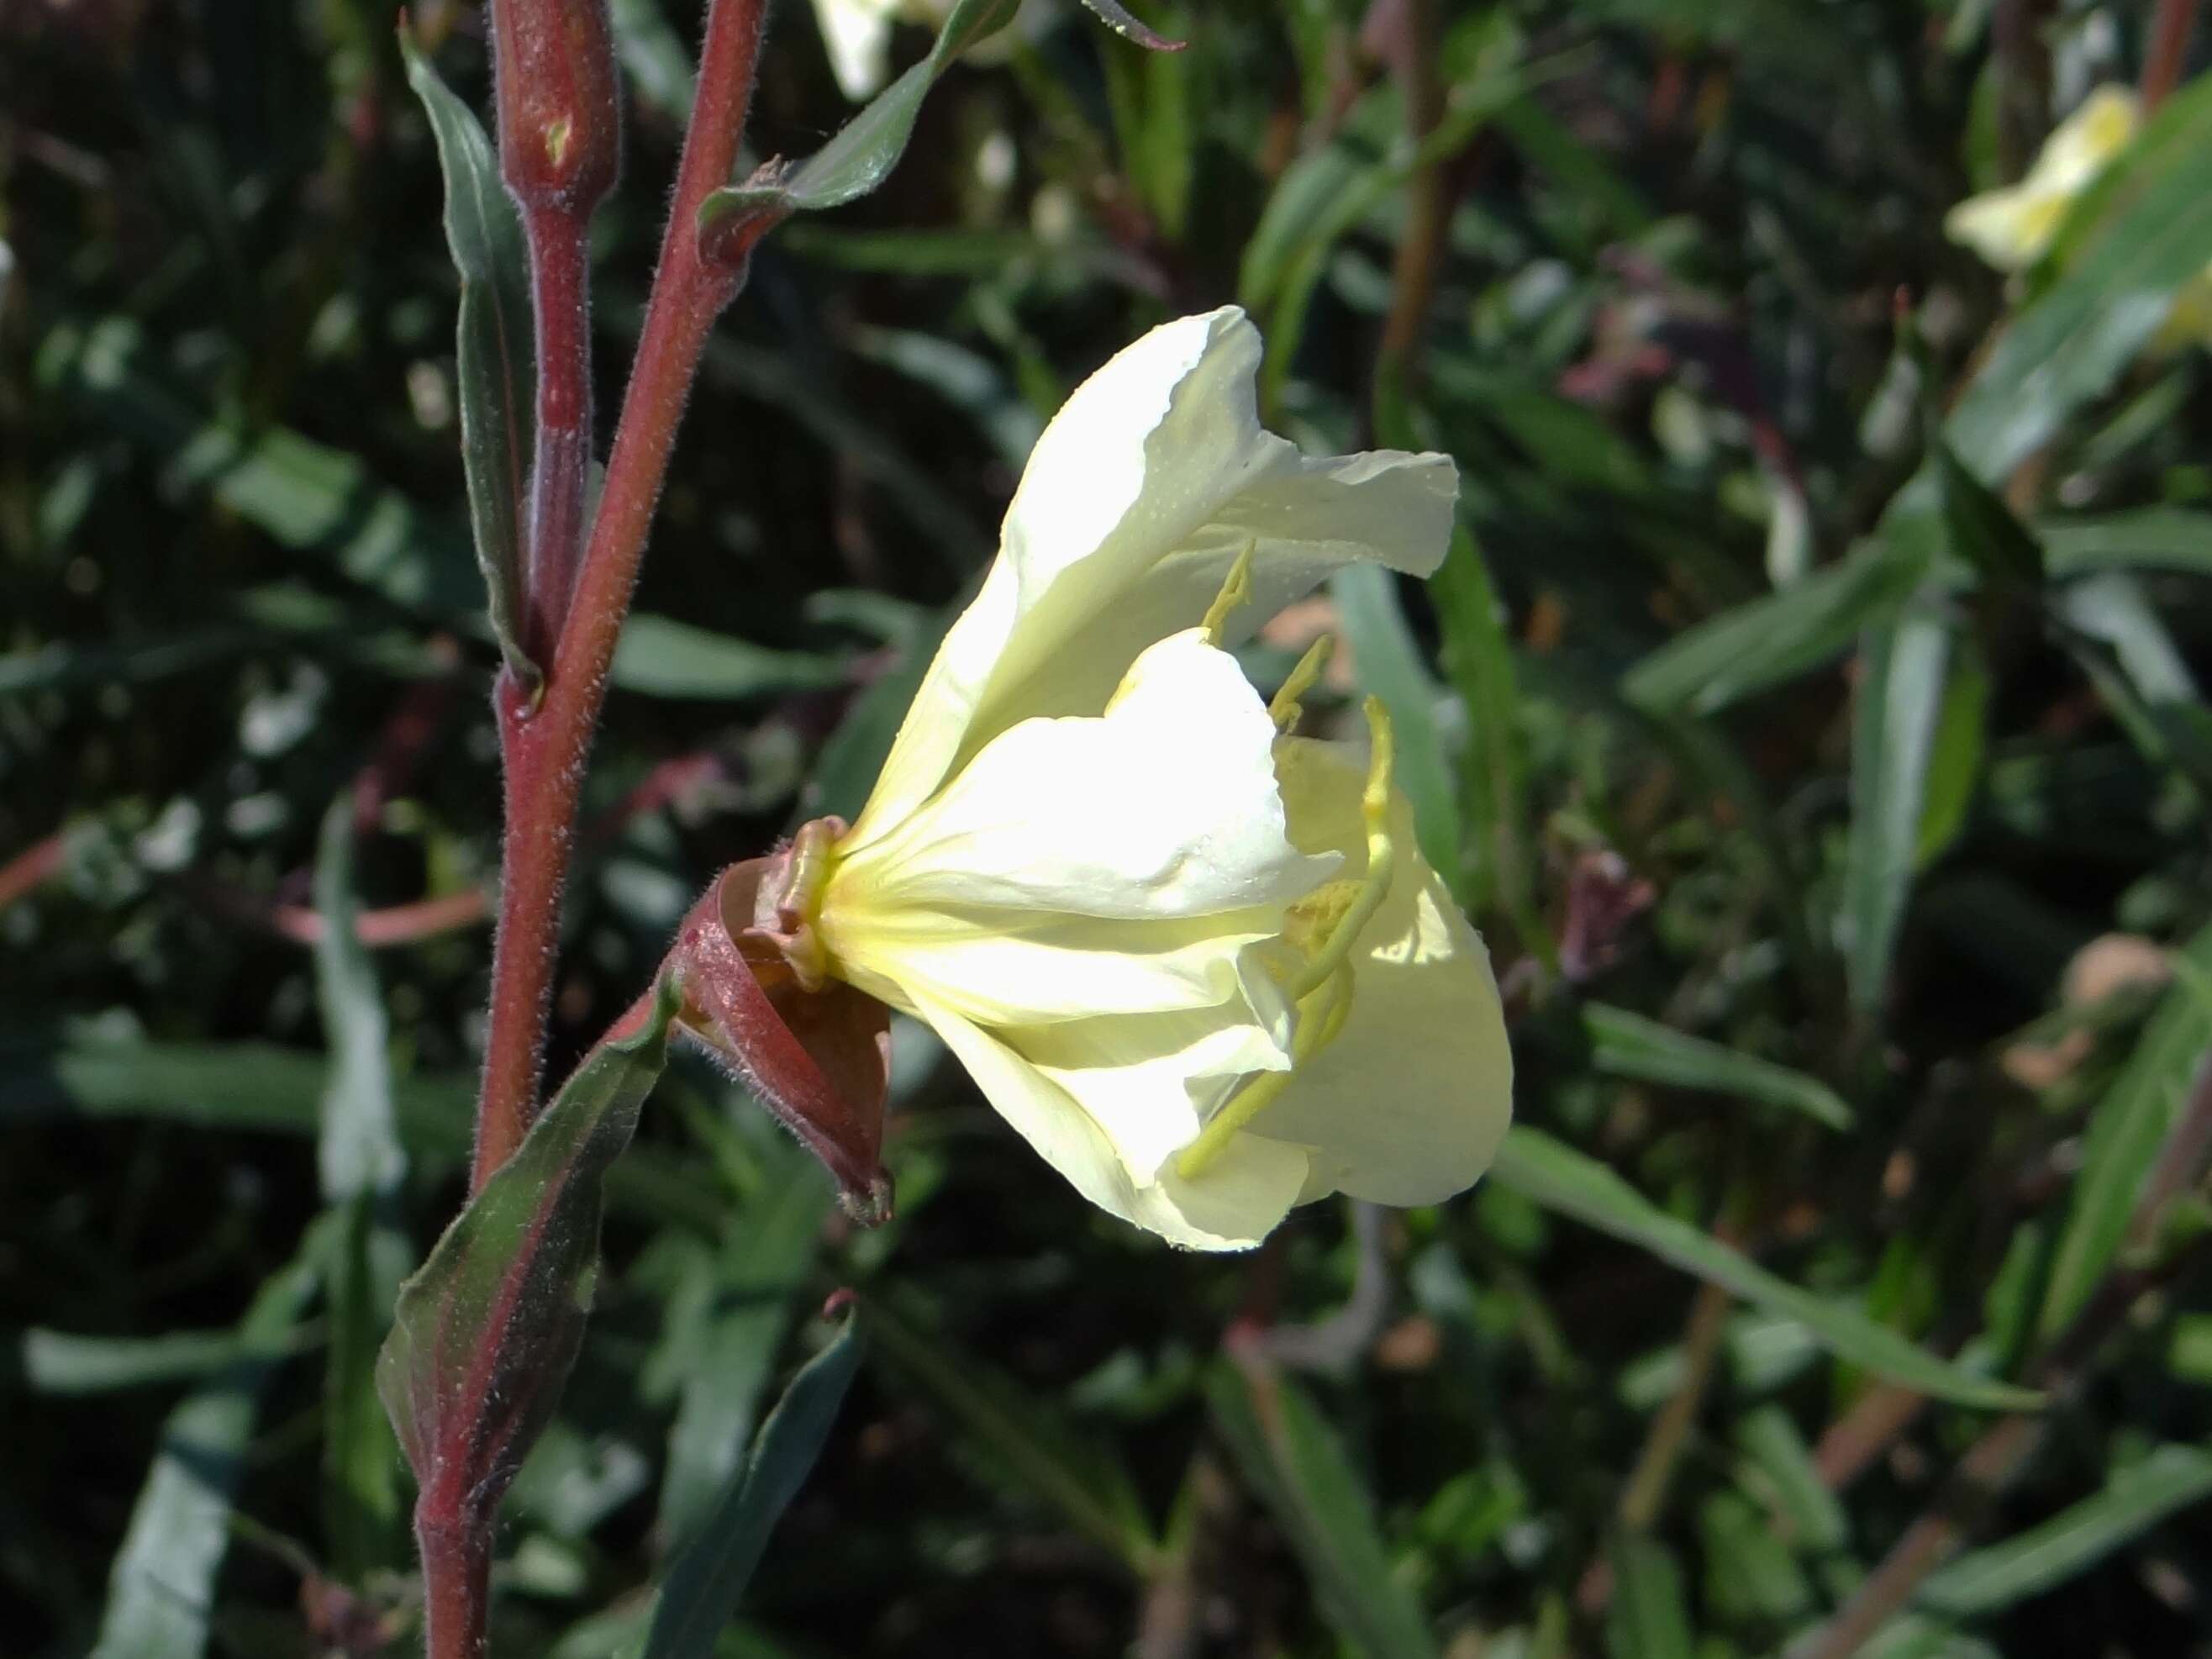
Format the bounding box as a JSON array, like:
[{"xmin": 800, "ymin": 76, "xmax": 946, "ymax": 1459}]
[
  {"xmin": 811, "ymin": 0, "xmax": 1036, "ymax": 100},
  {"xmin": 1945, "ymin": 84, "xmax": 2212, "ymax": 350},
  {"xmin": 762, "ymin": 308, "xmax": 1512, "ymax": 1249}
]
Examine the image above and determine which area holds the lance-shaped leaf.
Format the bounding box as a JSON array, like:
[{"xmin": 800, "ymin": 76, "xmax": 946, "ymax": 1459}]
[
  {"xmin": 697, "ymin": 0, "xmax": 1019, "ymax": 237},
  {"xmin": 377, "ymin": 975, "xmax": 681, "ymax": 1520},
  {"xmin": 643, "ymin": 1315, "xmax": 864, "ymax": 1659},
  {"xmin": 400, "ymin": 26, "xmax": 540, "ymax": 694}
]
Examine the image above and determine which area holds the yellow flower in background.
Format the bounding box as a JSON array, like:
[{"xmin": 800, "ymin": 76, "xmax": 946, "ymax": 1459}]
[
  {"xmin": 770, "ymin": 308, "xmax": 1512, "ymax": 1249},
  {"xmin": 1944, "ymin": 85, "xmax": 2141, "ymax": 271},
  {"xmin": 1945, "ymin": 84, "xmax": 2212, "ymax": 350}
]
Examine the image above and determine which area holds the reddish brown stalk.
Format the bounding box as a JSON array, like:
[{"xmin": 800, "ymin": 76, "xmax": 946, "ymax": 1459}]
[
  {"xmin": 472, "ymin": 0, "xmax": 772, "ymax": 1193},
  {"xmin": 2141, "ymin": 0, "xmax": 2200, "ymax": 112},
  {"xmin": 424, "ymin": 7, "xmax": 773, "ymax": 1657}
]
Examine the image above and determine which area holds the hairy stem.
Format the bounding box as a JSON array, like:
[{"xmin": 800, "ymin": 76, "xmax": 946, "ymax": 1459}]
[
  {"xmin": 472, "ymin": 0, "xmax": 771, "ymax": 1188},
  {"xmin": 417, "ymin": 1503, "xmax": 493, "ymax": 1659},
  {"xmin": 520, "ymin": 203, "xmax": 597, "ymax": 656}
]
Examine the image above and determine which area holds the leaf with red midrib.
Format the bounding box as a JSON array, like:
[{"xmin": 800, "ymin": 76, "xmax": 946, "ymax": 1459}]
[{"xmin": 376, "ymin": 974, "xmax": 681, "ymax": 1521}]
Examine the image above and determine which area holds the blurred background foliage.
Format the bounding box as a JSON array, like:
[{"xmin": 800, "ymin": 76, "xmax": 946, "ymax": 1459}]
[{"xmin": 7, "ymin": 0, "xmax": 2212, "ymax": 1655}]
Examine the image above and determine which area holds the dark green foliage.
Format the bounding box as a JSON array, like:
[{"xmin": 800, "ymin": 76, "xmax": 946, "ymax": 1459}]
[{"xmin": 8, "ymin": 3, "xmax": 2212, "ymax": 1656}]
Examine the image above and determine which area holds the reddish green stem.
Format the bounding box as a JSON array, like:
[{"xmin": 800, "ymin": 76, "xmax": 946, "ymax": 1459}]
[
  {"xmin": 520, "ymin": 203, "xmax": 596, "ymax": 656},
  {"xmin": 471, "ymin": 0, "xmax": 769, "ymax": 1184}
]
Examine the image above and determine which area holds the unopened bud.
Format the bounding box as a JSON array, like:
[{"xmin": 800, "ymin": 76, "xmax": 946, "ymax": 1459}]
[
  {"xmin": 492, "ymin": 0, "xmax": 621, "ymax": 213},
  {"xmin": 669, "ymin": 861, "xmax": 894, "ymax": 1225}
]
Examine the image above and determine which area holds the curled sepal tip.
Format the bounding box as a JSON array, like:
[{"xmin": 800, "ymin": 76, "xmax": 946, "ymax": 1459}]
[
  {"xmin": 671, "ymin": 861, "xmax": 896, "ymax": 1226},
  {"xmin": 1077, "ymin": 0, "xmax": 1186, "ymax": 51}
]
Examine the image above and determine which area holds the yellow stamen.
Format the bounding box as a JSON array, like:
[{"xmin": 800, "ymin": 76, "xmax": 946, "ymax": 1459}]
[
  {"xmin": 1198, "ymin": 540, "xmax": 1257, "ymax": 645},
  {"xmin": 1268, "ymin": 634, "xmax": 1335, "ymax": 729},
  {"xmin": 1173, "ymin": 698, "xmax": 1398, "ymax": 1182}
]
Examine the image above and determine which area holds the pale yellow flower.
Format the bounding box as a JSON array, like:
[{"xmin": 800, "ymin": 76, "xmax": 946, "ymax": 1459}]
[
  {"xmin": 1944, "ymin": 85, "xmax": 2212, "ymax": 352},
  {"xmin": 1945, "ymin": 85, "xmax": 2142, "ymax": 271},
  {"xmin": 786, "ymin": 308, "xmax": 1512, "ymax": 1249}
]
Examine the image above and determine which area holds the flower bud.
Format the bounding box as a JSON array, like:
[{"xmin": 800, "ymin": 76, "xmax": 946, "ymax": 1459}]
[
  {"xmin": 492, "ymin": 0, "xmax": 621, "ymax": 213},
  {"xmin": 670, "ymin": 860, "xmax": 894, "ymax": 1225}
]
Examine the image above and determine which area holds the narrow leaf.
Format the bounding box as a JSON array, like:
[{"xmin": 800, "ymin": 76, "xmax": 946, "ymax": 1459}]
[
  {"xmin": 377, "ymin": 976, "xmax": 681, "ymax": 1514},
  {"xmin": 1206, "ymin": 1356, "xmax": 1440, "ymax": 1659},
  {"xmin": 1430, "ymin": 527, "xmax": 1545, "ymax": 955},
  {"xmin": 658, "ymin": 1156, "xmax": 829, "ymax": 1539},
  {"xmin": 1623, "ymin": 535, "xmax": 1932, "ymax": 715},
  {"xmin": 698, "ymin": 0, "xmax": 1020, "ymax": 229},
  {"xmin": 1605, "ymin": 1534, "xmax": 1694, "ymax": 1659},
  {"xmin": 21, "ymin": 1327, "xmax": 286, "ymax": 1395},
  {"xmin": 89, "ymin": 1247, "xmax": 319, "ymax": 1659},
  {"xmin": 1583, "ymin": 1003, "xmax": 1854, "ymax": 1131},
  {"xmin": 399, "ymin": 26, "xmax": 539, "ymax": 692},
  {"xmin": 1488, "ymin": 1128, "xmax": 2041, "ymax": 1409},
  {"xmin": 313, "ymin": 796, "xmax": 410, "ymax": 1576},
  {"xmin": 864, "ymin": 1292, "xmax": 1159, "ymax": 1572},
  {"xmin": 1931, "ymin": 440, "xmax": 2044, "ymax": 585},
  {"xmin": 643, "ymin": 1316, "xmax": 865, "ymax": 1659},
  {"xmin": 2038, "ymin": 920, "xmax": 2212, "ymax": 1339},
  {"xmin": 1331, "ymin": 561, "xmax": 1462, "ymax": 896},
  {"xmin": 1841, "ymin": 603, "xmax": 1951, "ymax": 1013},
  {"xmin": 1919, "ymin": 1444, "xmax": 2212, "ymax": 1616}
]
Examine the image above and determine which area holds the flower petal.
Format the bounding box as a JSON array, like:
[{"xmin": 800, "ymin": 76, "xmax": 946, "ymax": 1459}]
[
  {"xmin": 1946, "ymin": 85, "xmax": 2140, "ymax": 271},
  {"xmin": 1232, "ymin": 737, "xmax": 1514, "ymax": 1207},
  {"xmin": 810, "ymin": 0, "xmax": 898, "ymax": 98},
  {"xmin": 821, "ymin": 629, "xmax": 1334, "ymax": 1028},
  {"xmin": 848, "ymin": 308, "xmax": 1458, "ymax": 844},
  {"xmin": 911, "ymin": 991, "xmax": 1310, "ymax": 1250}
]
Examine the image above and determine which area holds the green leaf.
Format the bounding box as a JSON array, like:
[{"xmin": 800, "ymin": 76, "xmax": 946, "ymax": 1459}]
[
  {"xmin": 1101, "ymin": 3, "xmax": 1193, "ymax": 238},
  {"xmin": 313, "ymin": 797, "xmax": 405, "ymax": 1204},
  {"xmin": 1915, "ymin": 642, "xmax": 1991, "ymax": 867},
  {"xmin": 2041, "ymin": 508, "xmax": 2212, "ymax": 580},
  {"xmin": 20, "ymin": 1326, "xmax": 293, "ymax": 1395},
  {"xmin": 1431, "ymin": 527, "xmax": 1549, "ymax": 961},
  {"xmin": 45, "ymin": 318, "xmax": 481, "ymax": 616},
  {"xmin": 643, "ymin": 1316, "xmax": 865, "ymax": 1659},
  {"xmin": 1331, "ymin": 561, "xmax": 1462, "ymax": 895},
  {"xmin": 1605, "ymin": 1534, "xmax": 1694, "ymax": 1659},
  {"xmin": 1946, "ymin": 71, "xmax": 2212, "ymax": 479},
  {"xmin": 1733, "ymin": 1405, "xmax": 1848, "ymax": 1556},
  {"xmin": 1919, "ymin": 1444, "xmax": 2212, "ymax": 1616},
  {"xmin": 89, "ymin": 1245, "xmax": 319, "ymax": 1659},
  {"xmin": 2037, "ymin": 920, "xmax": 2212, "ymax": 1340},
  {"xmin": 1841, "ymin": 603, "xmax": 1951, "ymax": 1013},
  {"xmin": 610, "ymin": 0, "xmax": 696, "ymax": 119},
  {"xmin": 1488, "ymin": 1128, "xmax": 2041, "ymax": 1408},
  {"xmin": 698, "ymin": 0, "xmax": 1020, "ymax": 229},
  {"xmin": 1, "ymin": 1033, "xmax": 729, "ymax": 1233},
  {"xmin": 1206, "ymin": 1356, "xmax": 1440, "ymax": 1659},
  {"xmin": 1931, "ymin": 440, "xmax": 2043, "ymax": 586},
  {"xmin": 863, "ymin": 1291, "xmax": 1159, "ymax": 1572},
  {"xmin": 1237, "ymin": 34, "xmax": 1531, "ymax": 413},
  {"xmin": 609, "ymin": 614, "xmax": 849, "ymax": 702},
  {"xmin": 1582, "ymin": 1003, "xmax": 1854, "ymax": 1131},
  {"xmin": 311, "ymin": 798, "xmax": 409, "ymax": 1577},
  {"xmin": 399, "ymin": 26, "xmax": 540, "ymax": 692},
  {"xmin": 1622, "ymin": 535, "xmax": 1932, "ymax": 715},
  {"xmin": 377, "ymin": 977, "xmax": 681, "ymax": 1514},
  {"xmin": 658, "ymin": 1155, "xmax": 829, "ymax": 1540}
]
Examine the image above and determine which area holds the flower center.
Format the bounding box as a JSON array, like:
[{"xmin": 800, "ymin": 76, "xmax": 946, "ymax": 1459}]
[
  {"xmin": 1173, "ymin": 696, "xmax": 1397, "ymax": 1182},
  {"xmin": 753, "ymin": 814, "xmax": 845, "ymax": 993}
]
